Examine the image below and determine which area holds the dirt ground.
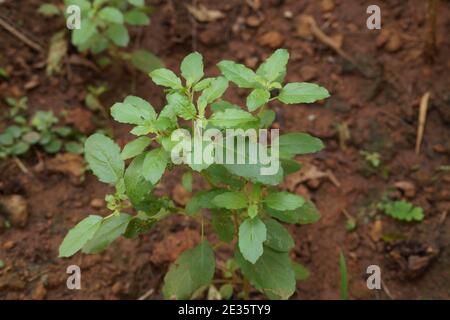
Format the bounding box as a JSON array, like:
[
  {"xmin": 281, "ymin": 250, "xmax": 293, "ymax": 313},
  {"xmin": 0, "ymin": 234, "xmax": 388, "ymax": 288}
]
[{"xmin": 0, "ymin": 0, "xmax": 449, "ymax": 300}]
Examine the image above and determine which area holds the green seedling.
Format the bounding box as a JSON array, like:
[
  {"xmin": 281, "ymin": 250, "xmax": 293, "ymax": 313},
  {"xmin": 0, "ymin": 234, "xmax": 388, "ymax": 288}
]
[
  {"xmin": 341, "ymin": 209, "xmax": 357, "ymax": 232},
  {"xmin": 0, "ymin": 111, "xmax": 86, "ymax": 159},
  {"xmin": 360, "ymin": 150, "xmax": 381, "ymax": 168},
  {"xmin": 339, "ymin": 250, "xmax": 349, "ymax": 300},
  {"xmin": 59, "ymin": 49, "xmax": 330, "ymax": 300},
  {"xmin": 4, "ymin": 96, "xmax": 28, "ymax": 122},
  {"xmin": 377, "ymin": 199, "xmax": 424, "ymax": 222}
]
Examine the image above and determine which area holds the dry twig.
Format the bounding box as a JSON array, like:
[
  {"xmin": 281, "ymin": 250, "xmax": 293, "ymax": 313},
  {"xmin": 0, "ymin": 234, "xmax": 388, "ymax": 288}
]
[
  {"xmin": 415, "ymin": 92, "xmax": 431, "ymax": 154},
  {"xmin": 0, "ymin": 16, "xmax": 43, "ymax": 53}
]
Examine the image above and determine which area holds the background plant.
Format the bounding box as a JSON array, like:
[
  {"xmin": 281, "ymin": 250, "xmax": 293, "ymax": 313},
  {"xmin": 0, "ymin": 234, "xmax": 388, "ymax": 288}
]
[
  {"xmin": 59, "ymin": 49, "xmax": 330, "ymax": 300},
  {"xmin": 38, "ymin": 0, "xmax": 163, "ymax": 74},
  {"xmin": 0, "ymin": 110, "xmax": 85, "ymax": 160}
]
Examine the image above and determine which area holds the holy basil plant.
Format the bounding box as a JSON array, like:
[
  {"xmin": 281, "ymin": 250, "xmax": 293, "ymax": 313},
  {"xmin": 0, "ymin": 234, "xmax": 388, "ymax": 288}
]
[{"xmin": 59, "ymin": 49, "xmax": 330, "ymax": 300}]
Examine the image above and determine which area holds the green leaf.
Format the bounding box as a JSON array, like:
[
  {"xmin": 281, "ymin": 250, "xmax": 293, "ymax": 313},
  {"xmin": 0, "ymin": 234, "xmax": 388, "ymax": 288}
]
[
  {"xmin": 292, "ymin": 261, "xmax": 310, "ymax": 281},
  {"xmin": 264, "ymin": 219, "xmax": 294, "ymax": 252},
  {"xmin": 256, "ymin": 48, "xmax": 289, "ymax": 82},
  {"xmin": 246, "ymin": 88, "xmax": 270, "ymax": 112},
  {"xmin": 99, "ymin": 7, "xmax": 124, "ymax": 24},
  {"xmin": 281, "ymin": 158, "xmax": 302, "ymax": 174},
  {"xmin": 65, "ymin": 142, "xmax": 84, "ymax": 154},
  {"xmin": 219, "ymin": 284, "xmax": 233, "ymax": 300},
  {"xmin": 296, "ymin": 200, "xmax": 321, "ymax": 224},
  {"xmin": 193, "ymin": 78, "xmax": 213, "ymax": 91},
  {"xmin": 10, "ymin": 142, "xmax": 29, "ymax": 155},
  {"xmin": 266, "ymin": 200, "xmax": 320, "ymax": 225},
  {"xmin": 378, "ymin": 200, "xmax": 424, "ymax": 222},
  {"xmin": 110, "ymin": 103, "xmax": 138, "ymax": 124},
  {"xmin": 211, "ymin": 210, "xmax": 235, "ymax": 243},
  {"xmin": 128, "ymin": 0, "xmax": 144, "ymax": 6},
  {"xmin": 204, "ymin": 165, "xmax": 244, "ymax": 189},
  {"xmin": 143, "ymin": 148, "xmax": 168, "ymax": 184},
  {"xmin": 82, "ymin": 213, "xmax": 131, "ymax": 254},
  {"xmin": 212, "ymin": 192, "xmax": 247, "ymax": 210},
  {"xmin": 167, "ymin": 92, "xmax": 196, "ymax": 120},
  {"xmin": 224, "ymin": 161, "xmax": 284, "ymax": 186},
  {"xmin": 210, "ymin": 100, "xmax": 240, "ymax": 113},
  {"xmin": 72, "ymin": 19, "xmax": 96, "ymax": 46},
  {"xmin": 121, "ymin": 136, "xmax": 151, "ymax": 160},
  {"xmin": 37, "ymin": 3, "xmax": 60, "ymax": 17},
  {"xmin": 181, "ymin": 52, "xmax": 204, "ymax": 86},
  {"xmin": 65, "ymin": 0, "xmax": 91, "ymax": 13},
  {"xmin": 265, "ymin": 191, "xmax": 304, "ymax": 211},
  {"xmin": 181, "ymin": 171, "xmax": 193, "ymax": 192},
  {"xmin": 59, "ymin": 215, "xmax": 102, "ymax": 257},
  {"xmin": 279, "ymin": 133, "xmax": 324, "ymax": 156},
  {"xmin": 163, "ymin": 241, "xmax": 215, "ymax": 299},
  {"xmin": 209, "ymin": 108, "xmax": 257, "ymax": 128},
  {"xmin": 235, "ymin": 245, "xmax": 296, "ymax": 299},
  {"xmin": 217, "ymin": 60, "xmax": 258, "ymax": 88},
  {"xmin": 22, "ymin": 131, "xmax": 41, "ymax": 144},
  {"xmin": 43, "ymin": 138, "xmax": 63, "ymax": 153},
  {"xmin": 185, "ymin": 189, "xmax": 226, "ymax": 215},
  {"xmin": 0, "ymin": 132, "xmax": 14, "ymax": 145},
  {"xmin": 278, "ymin": 82, "xmax": 330, "ymax": 104},
  {"xmin": 238, "ymin": 217, "xmax": 266, "ymax": 263},
  {"xmin": 124, "ymin": 154, "xmax": 154, "ymax": 210},
  {"xmin": 339, "ymin": 251, "xmax": 349, "ymax": 300},
  {"xmin": 85, "ymin": 134, "xmax": 124, "ymax": 184},
  {"xmin": 124, "ymin": 10, "xmax": 150, "ymax": 25},
  {"xmin": 124, "ymin": 212, "xmax": 156, "ymax": 239},
  {"xmin": 124, "ymin": 95, "xmax": 156, "ymax": 120},
  {"xmin": 111, "ymin": 96, "xmax": 155, "ymax": 125},
  {"xmin": 149, "ymin": 68, "xmax": 182, "ymax": 89},
  {"xmin": 130, "ymin": 50, "xmax": 163, "ymax": 73},
  {"xmin": 106, "ymin": 24, "xmax": 129, "ymax": 47},
  {"xmin": 248, "ymin": 204, "xmax": 258, "ymax": 219},
  {"xmin": 197, "ymin": 77, "xmax": 229, "ymax": 113}
]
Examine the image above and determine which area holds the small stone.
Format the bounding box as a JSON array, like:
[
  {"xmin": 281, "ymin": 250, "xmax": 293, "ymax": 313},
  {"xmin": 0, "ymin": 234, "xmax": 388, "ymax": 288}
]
[
  {"xmin": 172, "ymin": 184, "xmax": 191, "ymax": 206},
  {"xmin": 385, "ymin": 33, "xmax": 402, "ymax": 52},
  {"xmin": 245, "ymin": 56, "xmax": 259, "ymax": 69},
  {"xmin": 300, "ymin": 65, "xmax": 318, "ymax": 81},
  {"xmin": 90, "ymin": 198, "xmax": 105, "ymax": 209},
  {"xmin": 394, "ymin": 181, "xmax": 416, "ymax": 198},
  {"xmin": 283, "ymin": 10, "xmax": 293, "ymax": 19},
  {"xmin": 433, "ymin": 144, "xmax": 447, "ymax": 153},
  {"xmin": 3, "ymin": 241, "xmax": 15, "ymax": 250},
  {"xmin": 111, "ymin": 282, "xmax": 123, "ymax": 295},
  {"xmin": 32, "ymin": 282, "xmax": 47, "ymax": 300},
  {"xmin": 321, "ymin": 0, "xmax": 335, "ymax": 12},
  {"xmin": 0, "ymin": 195, "xmax": 28, "ymax": 227},
  {"xmin": 0, "ymin": 273, "xmax": 26, "ymax": 291},
  {"xmin": 376, "ymin": 29, "xmax": 390, "ymax": 48},
  {"xmin": 296, "ymin": 15, "xmax": 313, "ymax": 39},
  {"xmin": 370, "ymin": 220, "xmax": 382, "ymax": 242},
  {"xmin": 258, "ymin": 31, "xmax": 284, "ymax": 48},
  {"xmin": 246, "ymin": 15, "xmax": 262, "ymax": 27}
]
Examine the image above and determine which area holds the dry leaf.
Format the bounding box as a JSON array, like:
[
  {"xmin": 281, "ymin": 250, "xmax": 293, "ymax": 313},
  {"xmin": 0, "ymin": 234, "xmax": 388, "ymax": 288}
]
[
  {"xmin": 46, "ymin": 153, "xmax": 84, "ymax": 177},
  {"xmin": 46, "ymin": 31, "xmax": 67, "ymax": 76},
  {"xmin": 186, "ymin": 4, "xmax": 225, "ymax": 23}
]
